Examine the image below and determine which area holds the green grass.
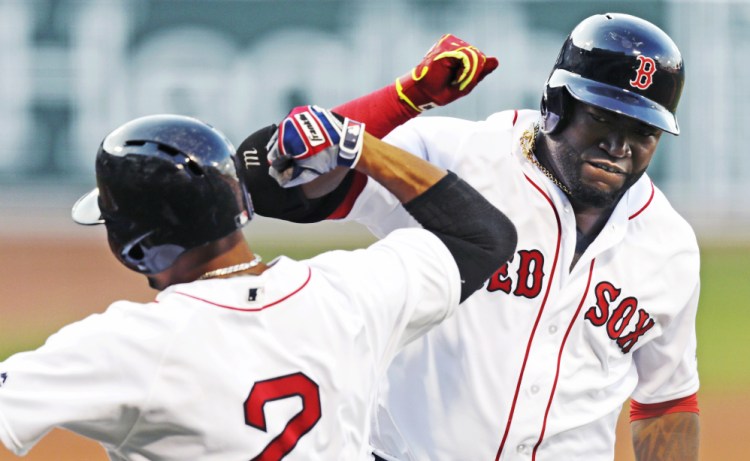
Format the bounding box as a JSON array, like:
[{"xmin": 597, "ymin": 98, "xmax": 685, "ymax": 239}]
[
  {"xmin": 251, "ymin": 236, "xmax": 375, "ymax": 262},
  {"xmin": 0, "ymin": 337, "xmax": 49, "ymax": 362},
  {"xmin": 695, "ymin": 243, "xmax": 750, "ymax": 392}
]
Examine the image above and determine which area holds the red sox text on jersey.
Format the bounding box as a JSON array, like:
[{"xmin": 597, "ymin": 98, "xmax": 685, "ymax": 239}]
[{"xmin": 488, "ymin": 256, "xmax": 655, "ymax": 353}]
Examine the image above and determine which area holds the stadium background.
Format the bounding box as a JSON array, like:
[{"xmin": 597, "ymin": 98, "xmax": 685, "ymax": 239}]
[{"xmin": 0, "ymin": 0, "xmax": 748, "ymax": 459}]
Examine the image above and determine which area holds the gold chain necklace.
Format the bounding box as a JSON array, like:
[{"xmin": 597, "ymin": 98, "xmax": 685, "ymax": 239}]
[
  {"xmin": 198, "ymin": 255, "xmax": 262, "ymax": 280},
  {"xmin": 520, "ymin": 123, "xmax": 571, "ymax": 196}
]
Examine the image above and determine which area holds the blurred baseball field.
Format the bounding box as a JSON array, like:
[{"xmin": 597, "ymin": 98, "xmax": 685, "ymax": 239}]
[{"xmin": 0, "ymin": 229, "xmax": 747, "ymax": 460}]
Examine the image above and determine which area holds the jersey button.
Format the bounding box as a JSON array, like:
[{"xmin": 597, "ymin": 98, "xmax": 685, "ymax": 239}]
[
  {"xmin": 516, "ymin": 442, "xmax": 532, "ymax": 454},
  {"xmin": 530, "ymin": 384, "xmax": 540, "ymax": 394},
  {"xmin": 548, "ymin": 324, "xmax": 558, "ymax": 334}
]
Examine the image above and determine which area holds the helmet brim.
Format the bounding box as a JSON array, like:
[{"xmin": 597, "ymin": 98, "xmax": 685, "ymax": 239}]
[
  {"xmin": 71, "ymin": 188, "xmax": 104, "ymax": 225},
  {"xmin": 549, "ymin": 69, "xmax": 680, "ymax": 135}
]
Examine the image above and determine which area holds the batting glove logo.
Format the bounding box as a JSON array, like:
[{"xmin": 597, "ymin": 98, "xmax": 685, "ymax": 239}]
[
  {"xmin": 294, "ymin": 112, "xmax": 326, "ymax": 147},
  {"xmin": 338, "ymin": 118, "xmax": 365, "ymax": 168}
]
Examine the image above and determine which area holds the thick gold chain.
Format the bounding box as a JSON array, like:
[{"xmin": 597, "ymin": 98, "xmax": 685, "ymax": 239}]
[{"xmin": 520, "ymin": 123, "xmax": 571, "ymax": 196}]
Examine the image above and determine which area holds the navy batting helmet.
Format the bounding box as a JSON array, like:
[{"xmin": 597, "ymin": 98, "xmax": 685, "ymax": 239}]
[
  {"xmin": 72, "ymin": 114, "xmax": 252, "ymax": 274},
  {"xmin": 541, "ymin": 13, "xmax": 684, "ymax": 135}
]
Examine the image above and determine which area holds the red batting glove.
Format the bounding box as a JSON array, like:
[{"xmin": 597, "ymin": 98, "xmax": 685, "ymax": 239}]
[{"xmin": 395, "ymin": 34, "xmax": 499, "ymax": 113}]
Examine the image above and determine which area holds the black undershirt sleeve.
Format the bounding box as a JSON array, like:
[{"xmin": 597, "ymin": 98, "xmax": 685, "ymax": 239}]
[{"xmin": 403, "ymin": 171, "xmax": 518, "ymax": 302}]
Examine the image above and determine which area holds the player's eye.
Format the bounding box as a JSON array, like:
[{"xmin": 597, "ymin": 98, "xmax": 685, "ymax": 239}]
[
  {"xmin": 633, "ymin": 125, "xmax": 657, "ymax": 138},
  {"xmin": 588, "ymin": 113, "xmax": 609, "ymax": 123}
]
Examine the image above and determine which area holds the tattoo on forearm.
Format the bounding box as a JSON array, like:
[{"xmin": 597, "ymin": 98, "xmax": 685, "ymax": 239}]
[{"xmin": 632, "ymin": 413, "xmax": 700, "ymax": 461}]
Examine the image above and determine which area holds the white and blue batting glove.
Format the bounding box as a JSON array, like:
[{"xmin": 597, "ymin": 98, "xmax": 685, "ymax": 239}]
[{"xmin": 267, "ymin": 105, "xmax": 365, "ymax": 188}]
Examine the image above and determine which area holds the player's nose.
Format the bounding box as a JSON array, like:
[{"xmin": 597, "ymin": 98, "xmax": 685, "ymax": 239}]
[{"xmin": 599, "ymin": 132, "xmax": 632, "ymax": 159}]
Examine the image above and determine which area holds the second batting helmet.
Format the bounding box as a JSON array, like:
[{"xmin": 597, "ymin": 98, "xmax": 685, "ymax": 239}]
[
  {"xmin": 72, "ymin": 114, "xmax": 252, "ymax": 274},
  {"xmin": 541, "ymin": 13, "xmax": 685, "ymax": 135}
]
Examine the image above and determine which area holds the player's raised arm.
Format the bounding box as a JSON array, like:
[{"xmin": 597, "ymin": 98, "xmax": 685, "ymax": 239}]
[
  {"xmin": 260, "ymin": 105, "xmax": 517, "ymax": 302},
  {"xmin": 333, "ymin": 33, "xmax": 498, "ymax": 138},
  {"xmin": 235, "ymin": 34, "xmax": 497, "ymax": 222}
]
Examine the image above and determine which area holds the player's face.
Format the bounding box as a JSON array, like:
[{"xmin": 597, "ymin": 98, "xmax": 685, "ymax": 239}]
[{"xmin": 547, "ymin": 101, "xmax": 662, "ymax": 208}]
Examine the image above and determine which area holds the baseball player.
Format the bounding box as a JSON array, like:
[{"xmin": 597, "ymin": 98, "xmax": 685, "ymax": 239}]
[
  {"xmin": 239, "ymin": 14, "xmax": 701, "ymax": 461},
  {"xmin": 0, "ymin": 109, "xmax": 517, "ymax": 460}
]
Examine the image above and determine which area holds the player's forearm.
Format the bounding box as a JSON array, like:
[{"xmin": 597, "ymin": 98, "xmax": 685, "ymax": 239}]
[
  {"xmin": 357, "ymin": 132, "xmax": 517, "ymax": 301},
  {"xmin": 631, "ymin": 412, "xmax": 700, "ymax": 461},
  {"xmin": 333, "ymin": 85, "xmax": 415, "ymax": 139},
  {"xmin": 354, "ymin": 132, "xmax": 446, "ymax": 203},
  {"xmin": 301, "ymin": 86, "xmax": 416, "ymax": 200}
]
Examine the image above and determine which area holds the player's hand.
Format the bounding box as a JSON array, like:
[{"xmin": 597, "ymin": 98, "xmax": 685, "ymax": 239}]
[
  {"xmin": 396, "ymin": 33, "xmax": 498, "ymax": 113},
  {"xmin": 268, "ymin": 105, "xmax": 365, "ymax": 188}
]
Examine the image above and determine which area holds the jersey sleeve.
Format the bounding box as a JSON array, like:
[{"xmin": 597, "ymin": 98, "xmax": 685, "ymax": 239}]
[
  {"xmin": 0, "ymin": 303, "xmax": 171, "ymax": 455},
  {"xmin": 630, "ymin": 269, "xmax": 701, "ymax": 404},
  {"xmin": 308, "ymin": 227, "xmax": 461, "ymax": 364},
  {"xmin": 344, "ymin": 116, "xmax": 480, "ymax": 238}
]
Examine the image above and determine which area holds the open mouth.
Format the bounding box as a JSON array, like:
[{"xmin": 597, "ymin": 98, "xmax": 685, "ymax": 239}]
[
  {"xmin": 581, "ymin": 161, "xmax": 628, "ymax": 191},
  {"xmin": 588, "ymin": 161, "xmax": 625, "ymax": 175}
]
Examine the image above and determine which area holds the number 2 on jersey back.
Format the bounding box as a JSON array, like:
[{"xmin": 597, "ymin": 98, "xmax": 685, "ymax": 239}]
[{"xmin": 244, "ymin": 372, "xmax": 322, "ymax": 461}]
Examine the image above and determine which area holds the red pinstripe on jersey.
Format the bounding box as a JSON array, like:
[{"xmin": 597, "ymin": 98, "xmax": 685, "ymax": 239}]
[
  {"xmin": 173, "ymin": 268, "xmax": 312, "ymax": 312},
  {"xmin": 532, "ymin": 259, "xmax": 596, "ymax": 459},
  {"xmin": 495, "ymin": 174, "xmax": 563, "ymax": 461},
  {"xmin": 629, "ymin": 180, "xmax": 655, "ymax": 220}
]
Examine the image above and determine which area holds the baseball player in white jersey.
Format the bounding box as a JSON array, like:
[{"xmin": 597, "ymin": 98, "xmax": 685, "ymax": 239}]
[
  {"xmin": 238, "ymin": 14, "xmax": 701, "ymax": 461},
  {"xmin": 0, "ymin": 107, "xmax": 517, "ymax": 459}
]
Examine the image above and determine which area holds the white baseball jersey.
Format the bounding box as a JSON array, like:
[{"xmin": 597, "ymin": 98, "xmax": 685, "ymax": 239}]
[
  {"xmin": 0, "ymin": 228, "xmax": 460, "ymax": 460},
  {"xmin": 342, "ymin": 110, "xmax": 700, "ymax": 461}
]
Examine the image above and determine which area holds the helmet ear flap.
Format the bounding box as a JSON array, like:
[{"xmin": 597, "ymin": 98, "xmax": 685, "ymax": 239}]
[{"xmin": 541, "ymin": 86, "xmax": 569, "ymax": 135}]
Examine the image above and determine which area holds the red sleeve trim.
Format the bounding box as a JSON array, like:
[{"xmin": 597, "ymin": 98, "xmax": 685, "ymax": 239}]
[
  {"xmin": 333, "ymin": 85, "xmax": 416, "ymax": 139},
  {"xmin": 630, "ymin": 393, "xmax": 700, "ymax": 421},
  {"xmin": 327, "ymin": 171, "xmax": 368, "ymax": 220}
]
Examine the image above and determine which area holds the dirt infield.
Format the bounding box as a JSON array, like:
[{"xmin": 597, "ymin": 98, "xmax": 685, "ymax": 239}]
[{"xmin": 0, "ymin": 239, "xmax": 745, "ymax": 460}]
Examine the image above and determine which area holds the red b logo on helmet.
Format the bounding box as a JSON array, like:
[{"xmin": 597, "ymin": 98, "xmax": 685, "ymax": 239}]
[{"xmin": 630, "ymin": 55, "xmax": 656, "ymax": 90}]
